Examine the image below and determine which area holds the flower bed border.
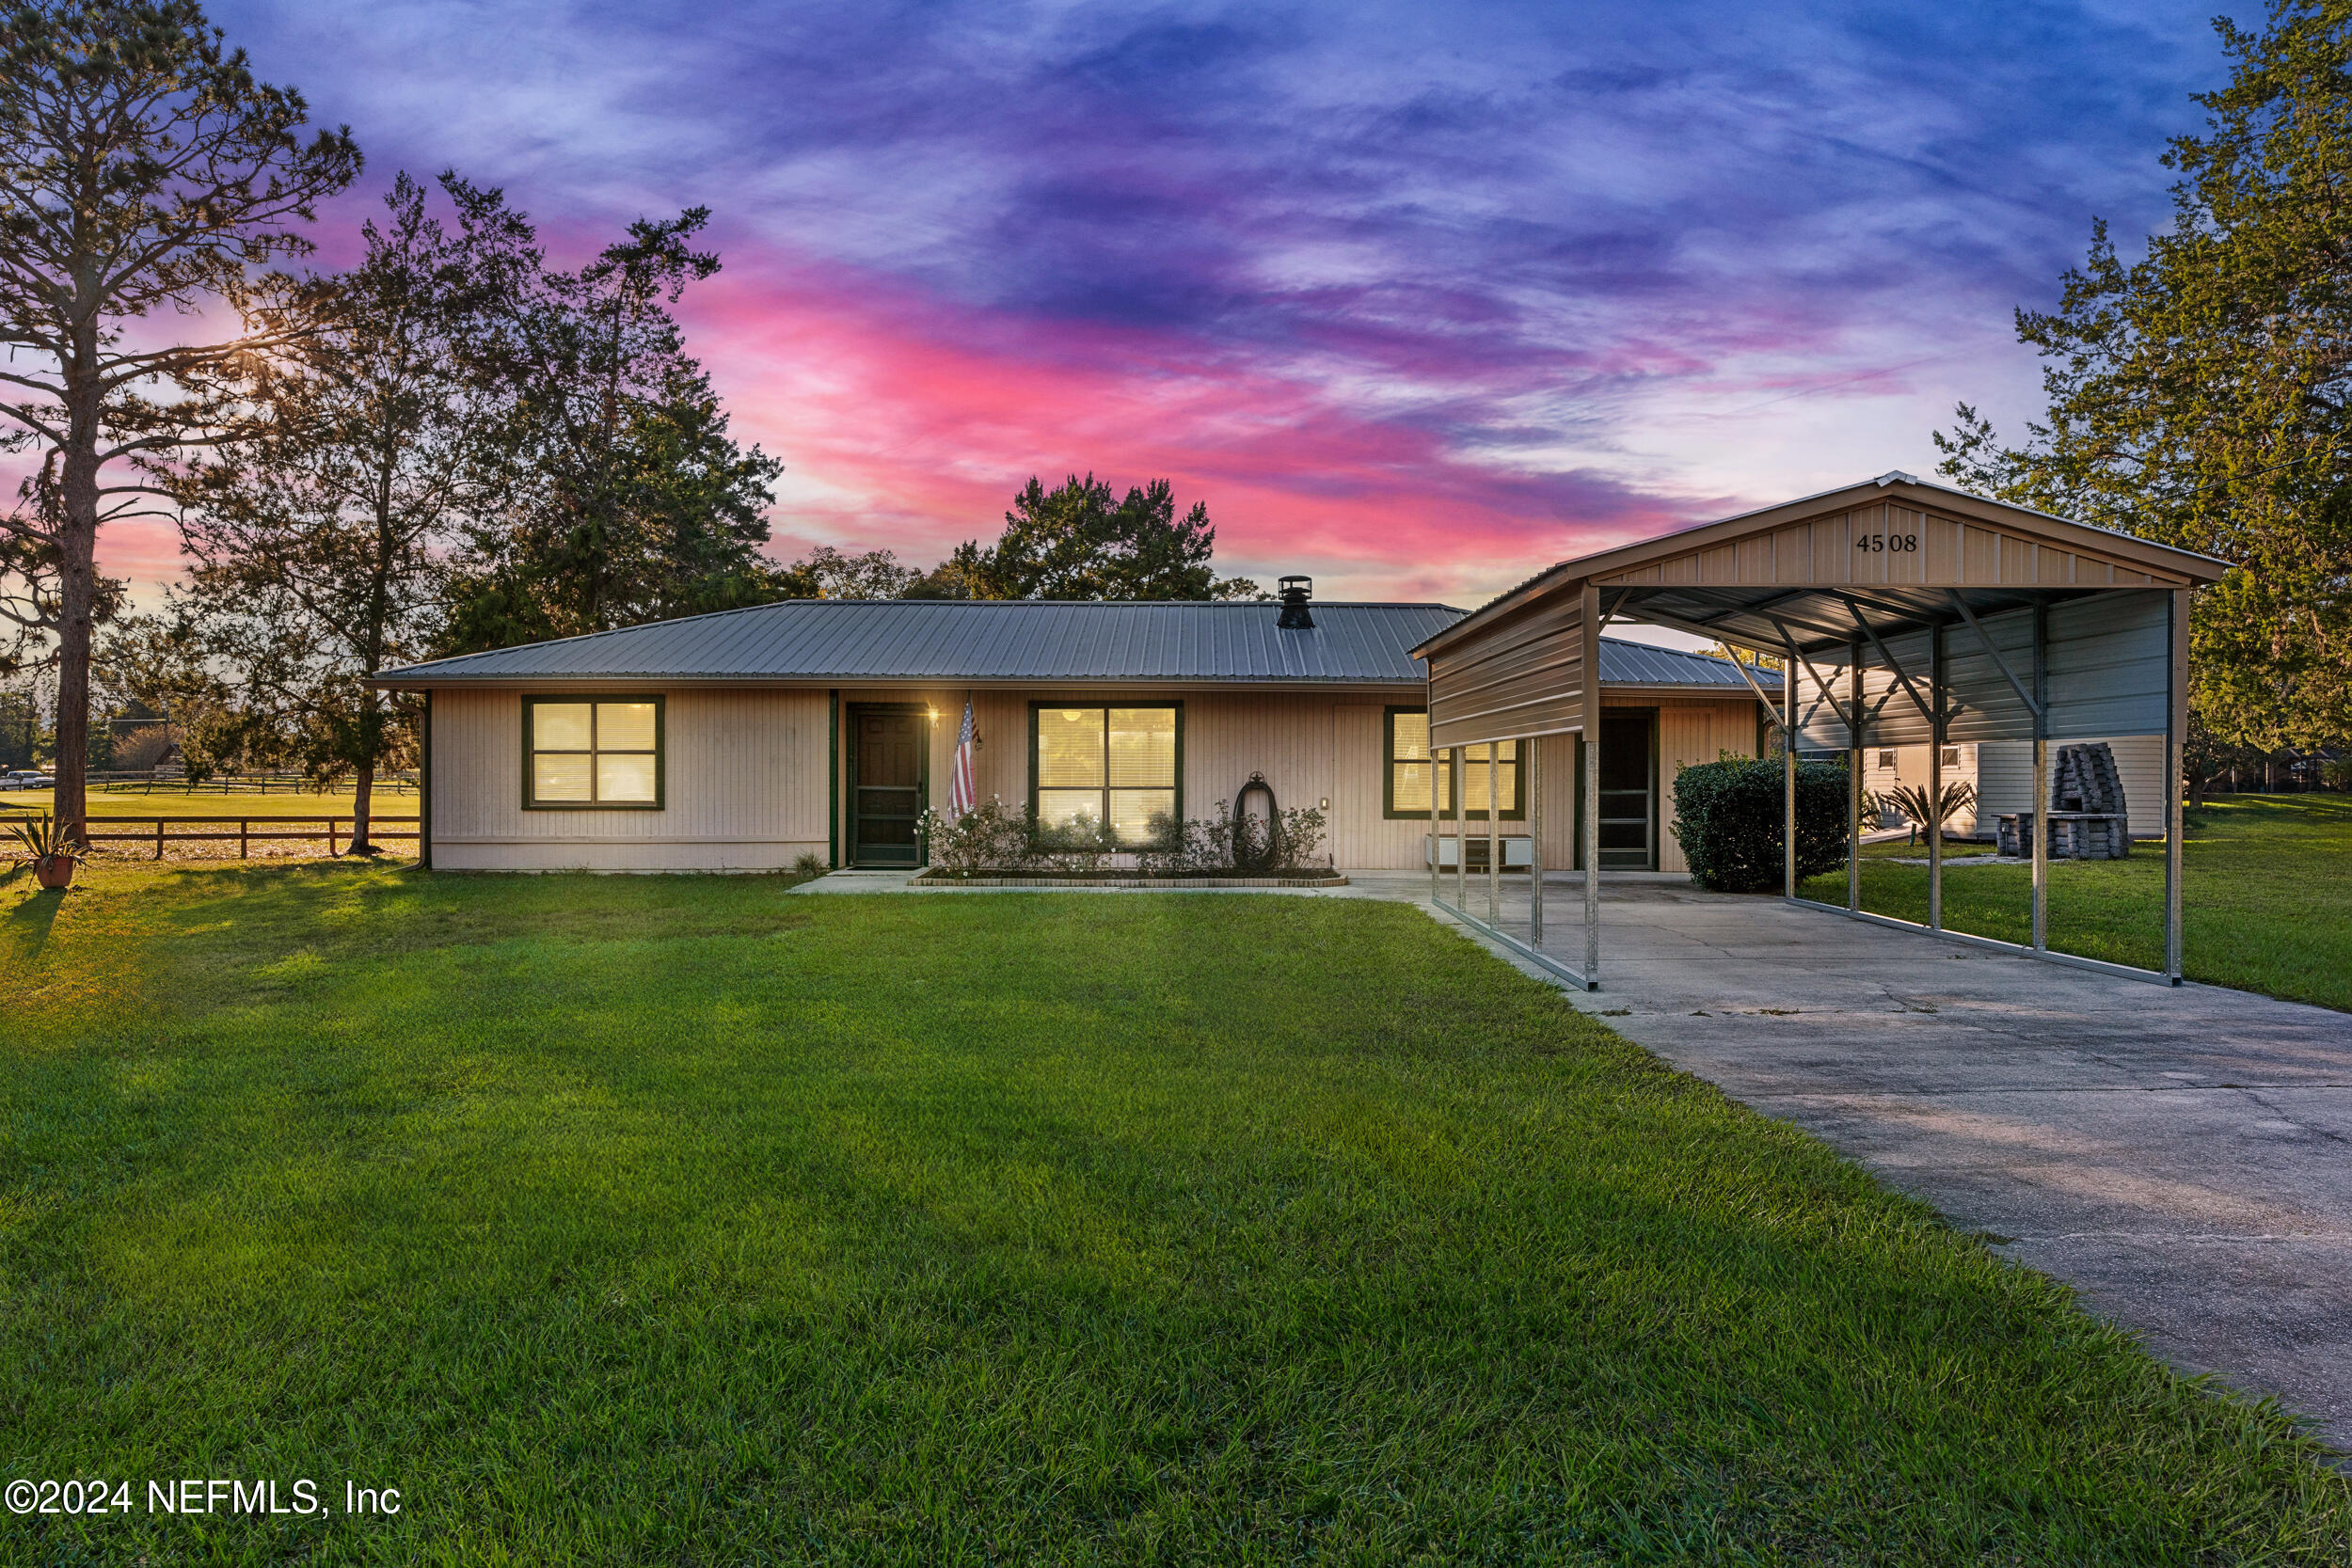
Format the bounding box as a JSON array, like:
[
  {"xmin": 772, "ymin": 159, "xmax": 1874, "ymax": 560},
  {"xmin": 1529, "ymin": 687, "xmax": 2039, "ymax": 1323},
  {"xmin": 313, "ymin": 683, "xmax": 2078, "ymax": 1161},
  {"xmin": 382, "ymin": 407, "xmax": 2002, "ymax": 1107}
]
[{"xmin": 910, "ymin": 871, "xmax": 1348, "ymax": 889}]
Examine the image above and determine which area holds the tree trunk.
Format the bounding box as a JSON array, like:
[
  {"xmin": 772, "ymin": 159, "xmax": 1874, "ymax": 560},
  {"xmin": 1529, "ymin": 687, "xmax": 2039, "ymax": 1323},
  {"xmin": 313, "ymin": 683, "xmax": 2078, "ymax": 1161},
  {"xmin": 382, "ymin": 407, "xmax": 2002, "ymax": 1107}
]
[
  {"xmin": 52, "ymin": 440, "xmax": 102, "ymax": 844},
  {"xmin": 351, "ymin": 762, "xmax": 373, "ymax": 855}
]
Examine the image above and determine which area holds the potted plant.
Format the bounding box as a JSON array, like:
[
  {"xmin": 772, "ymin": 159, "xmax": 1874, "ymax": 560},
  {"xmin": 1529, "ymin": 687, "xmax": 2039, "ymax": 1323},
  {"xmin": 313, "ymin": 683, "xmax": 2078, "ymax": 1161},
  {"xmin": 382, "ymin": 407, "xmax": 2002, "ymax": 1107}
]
[{"xmin": 10, "ymin": 813, "xmax": 86, "ymax": 889}]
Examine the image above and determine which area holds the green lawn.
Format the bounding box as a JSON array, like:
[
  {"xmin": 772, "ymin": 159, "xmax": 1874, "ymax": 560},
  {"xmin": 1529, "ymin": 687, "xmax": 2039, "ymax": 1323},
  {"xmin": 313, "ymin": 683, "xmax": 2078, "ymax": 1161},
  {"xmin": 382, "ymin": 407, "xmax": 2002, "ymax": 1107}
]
[
  {"xmin": 1802, "ymin": 794, "xmax": 2352, "ymax": 1011},
  {"xmin": 3, "ymin": 865, "xmax": 2346, "ymax": 1563}
]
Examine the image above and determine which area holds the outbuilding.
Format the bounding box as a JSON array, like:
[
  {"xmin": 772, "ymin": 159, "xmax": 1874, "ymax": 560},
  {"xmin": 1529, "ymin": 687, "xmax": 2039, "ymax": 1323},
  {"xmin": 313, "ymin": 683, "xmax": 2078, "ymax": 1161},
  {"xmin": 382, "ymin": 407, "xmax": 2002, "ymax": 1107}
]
[{"xmin": 1411, "ymin": 472, "xmax": 2231, "ymax": 988}]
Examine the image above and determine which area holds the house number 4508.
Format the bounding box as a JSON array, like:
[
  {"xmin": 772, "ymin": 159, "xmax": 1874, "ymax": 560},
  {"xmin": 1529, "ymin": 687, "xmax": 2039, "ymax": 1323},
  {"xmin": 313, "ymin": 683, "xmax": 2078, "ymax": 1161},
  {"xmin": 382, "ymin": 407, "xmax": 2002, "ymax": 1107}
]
[{"xmin": 1856, "ymin": 533, "xmax": 1918, "ymax": 553}]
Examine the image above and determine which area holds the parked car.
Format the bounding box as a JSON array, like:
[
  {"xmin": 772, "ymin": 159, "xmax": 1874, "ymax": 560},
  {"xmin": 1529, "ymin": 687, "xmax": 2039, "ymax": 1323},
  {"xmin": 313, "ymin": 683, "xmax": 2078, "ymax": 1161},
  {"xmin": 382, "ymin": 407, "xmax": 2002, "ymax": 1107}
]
[{"xmin": 4, "ymin": 771, "xmax": 54, "ymax": 790}]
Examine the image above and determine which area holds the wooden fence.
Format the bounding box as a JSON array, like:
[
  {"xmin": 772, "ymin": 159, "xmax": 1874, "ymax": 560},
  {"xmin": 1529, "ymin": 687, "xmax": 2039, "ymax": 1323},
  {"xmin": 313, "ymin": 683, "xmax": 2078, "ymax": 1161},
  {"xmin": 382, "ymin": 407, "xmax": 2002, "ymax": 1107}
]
[
  {"xmin": 85, "ymin": 771, "xmax": 421, "ymax": 797},
  {"xmin": 27, "ymin": 816, "xmax": 421, "ymax": 860}
]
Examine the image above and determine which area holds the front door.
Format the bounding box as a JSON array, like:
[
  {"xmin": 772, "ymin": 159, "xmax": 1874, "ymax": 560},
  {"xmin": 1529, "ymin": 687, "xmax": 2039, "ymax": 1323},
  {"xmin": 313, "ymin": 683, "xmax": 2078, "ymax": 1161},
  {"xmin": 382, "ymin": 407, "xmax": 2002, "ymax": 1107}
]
[
  {"xmin": 1597, "ymin": 709, "xmax": 1656, "ymax": 870},
  {"xmin": 850, "ymin": 706, "xmax": 927, "ymax": 867}
]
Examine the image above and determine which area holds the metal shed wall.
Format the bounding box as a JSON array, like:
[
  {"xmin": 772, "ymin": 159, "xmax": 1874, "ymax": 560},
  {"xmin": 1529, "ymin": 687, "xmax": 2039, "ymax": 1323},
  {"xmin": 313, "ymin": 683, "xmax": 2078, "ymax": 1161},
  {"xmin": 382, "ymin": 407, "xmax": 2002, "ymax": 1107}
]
[
  {"xmin": 1788, "ymin": 592, "xmax": 2170, "ymax": 751},
  {"xmin": 1427, "ymin": 594, "xmax": 1587, "ymax": 750},
  {"xmin": 2046, "ymin": 590, "xmax": 2171, "ymax": 738},
  {"xmin": 1942, "ymin": 607, "xmax": 2039, "ymax": 744}
]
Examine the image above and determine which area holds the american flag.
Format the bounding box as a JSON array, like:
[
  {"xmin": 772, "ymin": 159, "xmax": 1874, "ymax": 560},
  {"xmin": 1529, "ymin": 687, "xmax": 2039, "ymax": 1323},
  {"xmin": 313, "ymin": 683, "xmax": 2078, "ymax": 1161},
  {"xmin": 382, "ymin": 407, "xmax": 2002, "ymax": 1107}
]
[{"xmin": 948, "ymin": 700, "xmax": 978, "ymax": 817}]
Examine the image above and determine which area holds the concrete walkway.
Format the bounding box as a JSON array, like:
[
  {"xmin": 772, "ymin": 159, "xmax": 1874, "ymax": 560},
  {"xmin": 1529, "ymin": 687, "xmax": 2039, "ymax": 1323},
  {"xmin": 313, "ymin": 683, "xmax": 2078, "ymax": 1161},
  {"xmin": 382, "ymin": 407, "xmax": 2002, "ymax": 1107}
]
[{"xmin": 794, "ymin": 864, "xmax": 2352, "ymax": 1449}]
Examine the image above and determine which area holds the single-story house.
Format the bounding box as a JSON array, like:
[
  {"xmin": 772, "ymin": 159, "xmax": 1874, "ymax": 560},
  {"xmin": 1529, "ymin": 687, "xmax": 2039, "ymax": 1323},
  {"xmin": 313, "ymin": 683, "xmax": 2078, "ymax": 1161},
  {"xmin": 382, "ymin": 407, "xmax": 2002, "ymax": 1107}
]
[{"xmin": 376, "ymin": 588, "xmax": 1780, "ymax": 873}]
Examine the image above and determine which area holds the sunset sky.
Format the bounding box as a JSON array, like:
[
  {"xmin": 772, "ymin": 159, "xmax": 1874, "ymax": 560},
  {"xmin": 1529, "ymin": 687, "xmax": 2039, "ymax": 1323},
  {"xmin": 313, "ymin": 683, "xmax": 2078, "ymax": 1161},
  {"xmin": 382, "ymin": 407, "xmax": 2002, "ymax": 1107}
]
[{"xmin": 144, "ymin": 0, "xmax": 2257, "ymax": 610}]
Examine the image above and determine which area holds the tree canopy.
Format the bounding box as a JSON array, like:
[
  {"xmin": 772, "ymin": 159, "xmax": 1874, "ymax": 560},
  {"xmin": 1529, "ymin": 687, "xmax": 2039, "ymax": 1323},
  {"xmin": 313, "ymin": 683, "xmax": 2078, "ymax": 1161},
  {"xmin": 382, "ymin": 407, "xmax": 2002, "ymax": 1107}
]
[
  {"xmin": 0, "ymin": 0, "xmax": 358, "ymax": 829},
  {"xmin": 167, "ymin": 171, "xmax": 517, "ymax": 844},
  {"xmin": 436, "ymin": 208, "xmax": 794, "ymax": 654},
  {"xmin": 1936, "ymin": 0, "xmax": 2352, "ymax": 752},
  {"xmin": 942, "ymin": 475, "xmax": 1261, "ymax": 601}
]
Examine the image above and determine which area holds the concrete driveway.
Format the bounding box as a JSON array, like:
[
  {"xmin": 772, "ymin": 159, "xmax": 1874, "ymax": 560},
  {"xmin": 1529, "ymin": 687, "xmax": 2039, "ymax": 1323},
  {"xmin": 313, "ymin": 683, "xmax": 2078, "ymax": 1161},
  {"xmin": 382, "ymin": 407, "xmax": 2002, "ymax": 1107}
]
[{"xmin": 1387, "ymin": 873, "xmax": 2352, "ymax": 1451}]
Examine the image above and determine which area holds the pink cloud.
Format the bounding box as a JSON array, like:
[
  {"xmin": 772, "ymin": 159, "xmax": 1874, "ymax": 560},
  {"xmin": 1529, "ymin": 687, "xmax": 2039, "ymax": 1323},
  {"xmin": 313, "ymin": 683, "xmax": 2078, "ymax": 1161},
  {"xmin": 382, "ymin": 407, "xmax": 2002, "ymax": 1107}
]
[{"xmin": 687, "ymin": 251, "xmax": 1710, "ymax": 603}]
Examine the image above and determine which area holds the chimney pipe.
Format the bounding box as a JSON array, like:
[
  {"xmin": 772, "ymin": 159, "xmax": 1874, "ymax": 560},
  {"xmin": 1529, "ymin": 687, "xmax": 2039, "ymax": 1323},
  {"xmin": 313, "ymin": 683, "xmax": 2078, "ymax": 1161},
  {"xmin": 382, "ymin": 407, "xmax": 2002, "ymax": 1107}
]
[{"xmin": 1277, "ymin": 575, "xmax": 1314, "ymax": 629}]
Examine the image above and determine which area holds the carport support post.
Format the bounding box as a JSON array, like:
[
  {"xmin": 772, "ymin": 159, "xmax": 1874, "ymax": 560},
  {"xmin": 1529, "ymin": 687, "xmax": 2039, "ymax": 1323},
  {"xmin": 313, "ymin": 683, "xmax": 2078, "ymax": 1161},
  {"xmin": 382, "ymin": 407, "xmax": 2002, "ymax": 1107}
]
[
  {"xmin": 1581, "ymin": 580, "xmax": 1602, "ymax": 983},
  {"xmin": 1428, "ymin": 746, "xmax": 1441, "ymax": 904},
  {"xmin": 1848, "ymin": 638, "xmax": 1862, "ymax": 912},
  {"xmin": 1486, "ymin": 748, "xmax": 1501, "ymax": 921},
  {"xmin": 1928, "ymin": 622, "xmax": 1944, "ymax": 931},
  {"xmin": 1439, "ymin": 747, "xmax": 1458, "ymax": 907},
  {"xmin": 2032, "ymin": 600, "xmax": 2049, "ymax": 954},
  {"xmin": 1783, "ymin": 637, "xmax": 1798, "ymax": 899},
  {"xmin": 1529, "ymin": 736, "xmax": 1544, "ymax": 946},
  {"xmin": 2167, "ymin": 587, "xmax": 2188, "ymax": 982}
]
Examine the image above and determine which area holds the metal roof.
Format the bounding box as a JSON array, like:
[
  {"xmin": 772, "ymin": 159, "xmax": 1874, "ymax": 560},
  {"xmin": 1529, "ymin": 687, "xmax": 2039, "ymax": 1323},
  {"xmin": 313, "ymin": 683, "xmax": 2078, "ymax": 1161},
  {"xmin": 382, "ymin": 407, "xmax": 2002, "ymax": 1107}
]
[
  {"xmin": 378, "ymin": 598, "xmax": 1779, "ymax": 690},
  {"xmin": 1597, "ymin": 638, "xmax": 1778, "ymax": 688}
]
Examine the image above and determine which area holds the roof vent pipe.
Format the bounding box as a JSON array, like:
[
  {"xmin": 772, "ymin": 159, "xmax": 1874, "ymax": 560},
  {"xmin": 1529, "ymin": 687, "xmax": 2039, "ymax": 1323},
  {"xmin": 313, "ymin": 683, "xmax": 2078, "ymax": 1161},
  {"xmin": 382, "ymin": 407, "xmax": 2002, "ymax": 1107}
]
[{"xmin": 1277, "ymin": 575, "xmax": 1314, "ymax": 629}]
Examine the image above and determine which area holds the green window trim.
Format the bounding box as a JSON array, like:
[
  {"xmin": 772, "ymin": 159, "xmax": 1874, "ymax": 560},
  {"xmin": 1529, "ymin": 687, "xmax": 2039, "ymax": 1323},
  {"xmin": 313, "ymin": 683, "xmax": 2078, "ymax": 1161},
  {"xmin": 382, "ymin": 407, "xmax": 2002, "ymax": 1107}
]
[
  {"xmin": 1383, "ymin": 705, "xmax": 1525, "ymax": 820},
  {"xmin": 1026, "ymin": 702, "xmax": 1184, "ymax": 847},
  {"xmin": 521, "ymin": 694, "xmax": 666, "ymax": 811}
]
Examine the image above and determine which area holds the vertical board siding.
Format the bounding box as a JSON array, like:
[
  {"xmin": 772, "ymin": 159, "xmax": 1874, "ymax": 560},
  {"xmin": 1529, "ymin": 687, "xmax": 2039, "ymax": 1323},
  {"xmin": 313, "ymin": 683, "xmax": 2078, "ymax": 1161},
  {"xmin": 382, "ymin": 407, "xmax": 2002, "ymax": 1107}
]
[
  {"xmin": 1625, "ymin": 695, "xmax": 1766, "ymax": 874},
  {"xmin": 431, "ymin": 688, "xmax": 830, "ymax": 869},
  {"xmin": 1867, "ymin": 742, "xmax": 1986, "ymax": 835},
  {"xmin": 429, "ymin": 683, "xmax": 1769, "ymax": 873},
  {"xmin": 1537, "ymin": 734, "xmax": 1579, "ymax": 870},
  {"xmin": 1595, "ymin": 504, "xmax": 2178, "ymax": 590},
  {"xmin": 1184, "ymin": 692, "xmax": 1338, "ymax": 851}
]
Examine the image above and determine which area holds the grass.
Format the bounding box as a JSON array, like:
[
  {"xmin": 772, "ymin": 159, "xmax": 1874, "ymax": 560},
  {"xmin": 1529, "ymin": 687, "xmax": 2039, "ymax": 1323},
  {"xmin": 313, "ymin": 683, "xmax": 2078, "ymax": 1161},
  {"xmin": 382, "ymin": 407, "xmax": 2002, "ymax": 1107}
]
[
  {"xmin": 2, "ymin": 864, "xmax": 2347, "ymax": 1564},
  {"xmin": 1802, "ymin": 794, "xmax": 2352, "ymax": 1010}
]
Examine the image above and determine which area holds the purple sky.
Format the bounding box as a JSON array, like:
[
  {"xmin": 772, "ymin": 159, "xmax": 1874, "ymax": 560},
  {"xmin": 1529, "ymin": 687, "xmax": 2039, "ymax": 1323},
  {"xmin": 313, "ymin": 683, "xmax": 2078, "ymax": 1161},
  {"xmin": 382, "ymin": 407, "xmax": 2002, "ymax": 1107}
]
[{"xmin": 127, "ymin": 0, "xmax": 2252, "ymax": 610}]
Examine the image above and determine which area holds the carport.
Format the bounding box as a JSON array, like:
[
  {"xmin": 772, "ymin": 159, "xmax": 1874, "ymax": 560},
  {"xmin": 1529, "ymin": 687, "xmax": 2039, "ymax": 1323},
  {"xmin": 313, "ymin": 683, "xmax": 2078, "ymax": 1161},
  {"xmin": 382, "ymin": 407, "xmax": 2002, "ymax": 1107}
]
[{"xmin": 1410, "ymin": 472, "xmax": 2232, "ymax": 990}]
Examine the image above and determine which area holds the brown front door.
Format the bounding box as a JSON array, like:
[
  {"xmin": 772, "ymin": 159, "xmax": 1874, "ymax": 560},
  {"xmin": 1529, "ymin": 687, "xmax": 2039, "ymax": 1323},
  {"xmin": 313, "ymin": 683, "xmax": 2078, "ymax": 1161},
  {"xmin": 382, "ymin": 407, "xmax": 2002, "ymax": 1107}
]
[{"xmin": 850, "ymin": 706, "xmax": 927, "ymax": 866}]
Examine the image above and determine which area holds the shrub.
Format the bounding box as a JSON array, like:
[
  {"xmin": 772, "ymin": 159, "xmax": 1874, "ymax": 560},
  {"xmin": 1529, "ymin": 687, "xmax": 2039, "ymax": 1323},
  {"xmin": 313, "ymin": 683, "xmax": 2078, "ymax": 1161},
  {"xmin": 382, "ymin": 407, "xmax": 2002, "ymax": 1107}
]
[
  {"xmin": 112, "ymin": 725, "xmax": 178, "ymax": 772},
  {"xmin": 1134, "ymin": 803, "xmax": 1327, "ymax": 877},
  {"xmin": 921, "ymin": 797, "xmax": 1037, "ymax": 874},
  {"xmin": 1672, "ymin": 754, "xmax": 1850, "ymax": 893},
  {"xmin": 919, "ymin": 797, "xmax": 1331, "ymax": 877},
  {"xmin": 1870, "ymin": 780, "xmax": 1978, "ymax": 847}
]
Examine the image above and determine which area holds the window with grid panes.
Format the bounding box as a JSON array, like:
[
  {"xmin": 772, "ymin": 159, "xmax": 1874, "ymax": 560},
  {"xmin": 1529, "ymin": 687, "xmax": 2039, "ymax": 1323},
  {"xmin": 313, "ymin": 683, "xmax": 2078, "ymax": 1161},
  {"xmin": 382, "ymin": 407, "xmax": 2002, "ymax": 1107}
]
[{"xmin": 1033, "ymin": 705, "xmax": 1178, "ymax": 844}]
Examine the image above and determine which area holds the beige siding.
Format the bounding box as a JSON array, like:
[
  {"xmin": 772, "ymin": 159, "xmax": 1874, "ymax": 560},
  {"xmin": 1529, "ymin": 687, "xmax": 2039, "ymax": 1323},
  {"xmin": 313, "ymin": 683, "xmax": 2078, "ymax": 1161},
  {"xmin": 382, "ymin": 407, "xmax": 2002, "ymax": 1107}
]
[
  {"xmin": 1594, "ymin": 500, "xmax": 2184, "ymax": 592},
  {"xmin": 427, "ymin": 682, "xmax": 1768, "ymax": 874},
  {"xmin": 1621, "ymin": 694, "xmax": 1767, "ymax": 874},
  {"xmin": 431, "ymin": 688, "xmax": 830, "ymax": 870},
  {"xmin": 1331, "ymin": 704, "xmax": 1433, "ymax": 869},
  {"xmin": 1863, "ymin": 741, "xmax": 1987, "ymax": 836},
  {"xmin": 1536, "ymin": 733, "xmax": 1580, "ymax": 870}
]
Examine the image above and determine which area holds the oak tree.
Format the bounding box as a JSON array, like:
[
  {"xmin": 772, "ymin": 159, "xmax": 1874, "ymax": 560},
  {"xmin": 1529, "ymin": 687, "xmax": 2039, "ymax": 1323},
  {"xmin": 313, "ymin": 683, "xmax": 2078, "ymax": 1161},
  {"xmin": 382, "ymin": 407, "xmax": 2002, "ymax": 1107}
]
[{"xmin": 1937, "ymin": 0, "xmax": 2352, "ymax": 753}]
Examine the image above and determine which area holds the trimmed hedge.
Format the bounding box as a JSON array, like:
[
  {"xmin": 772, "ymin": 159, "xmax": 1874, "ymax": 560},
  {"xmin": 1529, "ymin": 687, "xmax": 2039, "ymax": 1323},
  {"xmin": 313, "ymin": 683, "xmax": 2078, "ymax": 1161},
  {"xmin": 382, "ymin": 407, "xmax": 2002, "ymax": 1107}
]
[{"xmin": 1671, "ymin": 755, "xmax": 1851, "ymax": 893}]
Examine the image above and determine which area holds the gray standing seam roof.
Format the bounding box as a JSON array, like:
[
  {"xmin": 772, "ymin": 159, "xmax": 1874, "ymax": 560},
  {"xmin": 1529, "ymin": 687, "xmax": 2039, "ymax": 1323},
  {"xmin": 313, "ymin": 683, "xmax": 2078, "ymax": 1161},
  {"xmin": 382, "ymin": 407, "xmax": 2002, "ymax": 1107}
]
[{"xmin": 376, "ymin": 599, "xmax": 1779, "ymax": 689}]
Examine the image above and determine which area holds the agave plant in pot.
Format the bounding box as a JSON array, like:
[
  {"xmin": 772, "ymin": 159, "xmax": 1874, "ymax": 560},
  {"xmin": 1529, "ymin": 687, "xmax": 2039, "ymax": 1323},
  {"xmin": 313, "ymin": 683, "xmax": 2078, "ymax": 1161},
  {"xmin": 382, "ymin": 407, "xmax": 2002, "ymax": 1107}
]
[{"xmin": 10, "ymin": 814, "xmax": 87, "ymax": 889}]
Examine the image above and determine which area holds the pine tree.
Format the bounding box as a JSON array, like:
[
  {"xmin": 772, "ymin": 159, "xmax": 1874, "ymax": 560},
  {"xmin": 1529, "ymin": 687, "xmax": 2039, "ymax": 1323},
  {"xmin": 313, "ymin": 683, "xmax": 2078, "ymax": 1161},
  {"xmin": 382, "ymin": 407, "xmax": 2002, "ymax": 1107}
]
[{"xmin": 0, "ymin": 0, "xmax": 358, "ymax": 835}]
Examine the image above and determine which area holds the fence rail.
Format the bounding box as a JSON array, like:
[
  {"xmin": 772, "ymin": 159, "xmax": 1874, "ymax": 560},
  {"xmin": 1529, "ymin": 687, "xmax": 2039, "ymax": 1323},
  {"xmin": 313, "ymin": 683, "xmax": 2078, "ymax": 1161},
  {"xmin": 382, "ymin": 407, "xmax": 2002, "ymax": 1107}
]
[
  {"xmin": 4, "ymin": 815, "xmax": 420, "ymax": 860},
  {"xmin": 81, "ymin": 772, "xmax": 421, "ymax": 796}
]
